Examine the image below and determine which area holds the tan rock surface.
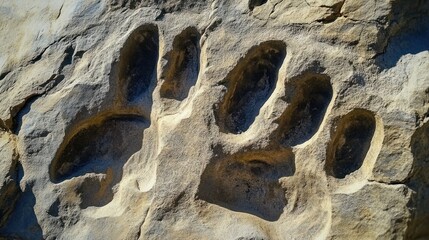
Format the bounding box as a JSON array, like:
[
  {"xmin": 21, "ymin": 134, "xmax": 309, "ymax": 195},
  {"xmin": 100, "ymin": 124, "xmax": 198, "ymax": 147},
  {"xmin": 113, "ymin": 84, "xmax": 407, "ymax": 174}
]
[{"xmin": 0, "ymin": 0, "xmax": 428, "ymax": 239}]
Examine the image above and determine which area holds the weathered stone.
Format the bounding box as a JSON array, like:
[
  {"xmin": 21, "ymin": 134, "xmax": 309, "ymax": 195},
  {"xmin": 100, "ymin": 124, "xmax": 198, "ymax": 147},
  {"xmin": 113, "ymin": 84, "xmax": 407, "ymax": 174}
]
[
  {"xmin": 0, "ymin": 0, "xmax": 428, "ymax": 239},
  {"xmin": 329, "ymin": 182, "xmax": 412, "ymax": 240},
  {"xmin": 0, "ymin": 131, "xmax": 19, "ymax": 228}
]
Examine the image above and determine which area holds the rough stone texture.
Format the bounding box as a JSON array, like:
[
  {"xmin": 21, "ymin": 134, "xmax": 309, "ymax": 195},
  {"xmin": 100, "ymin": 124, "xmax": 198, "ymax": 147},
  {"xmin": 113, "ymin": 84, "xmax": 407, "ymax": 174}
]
[
  {"xmin": 0, "ymin": 0, "xmax": 428, "ymax": 239},
  {"xmin": 0, "ymin": 131, "xmax": 19, "ymax": 228}
]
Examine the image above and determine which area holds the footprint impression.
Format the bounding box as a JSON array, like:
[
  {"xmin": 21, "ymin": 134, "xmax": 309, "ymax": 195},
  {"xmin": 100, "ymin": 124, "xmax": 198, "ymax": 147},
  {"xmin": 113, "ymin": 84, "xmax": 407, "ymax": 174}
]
[
  {"xmin": 49, "ymin": 24, "xmax": 160, "ymax": 208},
  {"xmin": 198, "ymin": 40, "xmax": 378, "ymax": 222},
  {"xmin": 48, "ymin": 24, "xmax": 202, "ymax": 210},
  {"xmin": 48, "ymin": 23, "xmax": 379, "ymax": 223}
]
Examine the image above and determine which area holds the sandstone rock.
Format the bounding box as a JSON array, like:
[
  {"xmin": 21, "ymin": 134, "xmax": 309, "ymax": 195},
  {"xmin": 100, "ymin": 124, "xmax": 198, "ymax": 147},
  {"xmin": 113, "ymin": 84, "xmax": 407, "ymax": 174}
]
[
  {"xmin": 329, "ymin": 182, "xmax": 412, "ymax": 239},
  {"xmin": 0, "ymin": 131, "xmax": 19, "ymax": 228},
  {"xmin": 0, "ymin": 0, "xmax": 428, "ymax": 239}
]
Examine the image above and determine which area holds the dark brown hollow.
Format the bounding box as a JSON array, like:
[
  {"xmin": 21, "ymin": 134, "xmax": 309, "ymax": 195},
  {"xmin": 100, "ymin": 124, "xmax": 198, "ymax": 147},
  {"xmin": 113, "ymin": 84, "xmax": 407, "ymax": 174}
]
[
  {"xmin": 249, "ymin": 0, "xmax": 268, "ymax": 10},
  {"xmin": 197, "ymin": 149, "xmax": 295, "ymax": 221},
  {"xmin": 160, "ymin": 27, "xmax": 200, "ymax": 101},
  {"xmin": 118, "ymin": 24, "xmax": 159, "ymax": 102},
  {"xmin": 216, "ymin": 40, "xmax": 286, "ymax": 134},
  {"xmin": 275, "ymin": 73, "xmax": 333, "ymax": 146},
  {"xmin": 49, "ymin": 115, "xmax": 146, "ymax": 183},
  {"xmin": 325, "ymin": 109, "xmax": 376, "ymax": 179}
]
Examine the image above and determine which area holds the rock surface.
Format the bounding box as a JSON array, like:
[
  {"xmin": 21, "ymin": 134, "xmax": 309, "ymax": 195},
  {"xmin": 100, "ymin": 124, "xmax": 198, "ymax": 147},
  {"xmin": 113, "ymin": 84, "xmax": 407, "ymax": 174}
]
[{"xmin": 0, "ymin": 0, "xmax": 428, "ymax": 239}]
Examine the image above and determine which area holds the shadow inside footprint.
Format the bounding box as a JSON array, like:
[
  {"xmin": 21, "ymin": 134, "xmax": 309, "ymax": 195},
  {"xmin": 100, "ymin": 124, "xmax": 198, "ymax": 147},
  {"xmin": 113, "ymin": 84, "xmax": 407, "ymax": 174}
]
[
  {"xmin": 275, "ymin": 73, "xmax": 333, "ymax": 146},
  {"xmin": 119, "ymin": 24, "xmax": 159, "ymax": 102},
  {"xmin": 49, "ymin": 115, "xmax": 148, "ymax": 208},
  {"xmin": 325, "ymin": 109, "xmax": 376, "ymax": 178},
  {"xmin": 198, "ymin": 149, "xmax": 295, "ymax": 221},
  {"xmin": 216, "ymin": 40, "xmax": 286, "ymax": 134},
  {"xmin": 160, "ymin": 27, "xmax": 200, "ymax": 101}
]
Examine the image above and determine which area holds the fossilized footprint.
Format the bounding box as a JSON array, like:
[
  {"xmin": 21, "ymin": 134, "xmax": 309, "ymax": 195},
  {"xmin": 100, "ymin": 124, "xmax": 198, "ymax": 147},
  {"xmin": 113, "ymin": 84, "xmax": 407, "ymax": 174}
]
[
  {"xmin": 48, "ymin": 22, "xmax": 381, "ymax": 235},
  {"xmin": 48, "ymin": 24, "xmax": 202, "ymax": 209},
  {"xmin": 198, "ymin": 39, "xmax": 380, "ymax": 224},
  {"xmin": 49, "ymin": 24, "xmax": 161, "ymax": 208}
]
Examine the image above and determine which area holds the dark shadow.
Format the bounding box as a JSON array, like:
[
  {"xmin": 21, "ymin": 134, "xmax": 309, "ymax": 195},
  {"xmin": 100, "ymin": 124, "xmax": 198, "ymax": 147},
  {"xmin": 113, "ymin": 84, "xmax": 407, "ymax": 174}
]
[
  {"xmin": 406, "ymin": 121, "xmax": 429, "ymax": 239},
  {"xmin": 160, "ymin": 27, "xmax": 200, "ymax": 101},
  {"xmin": 118, "ymin": 24, "xmax": 159, "ymax": 103},
  {"xmin": 325, "ymin": 109, "xmax": 376, "ymax": 178},
  {"xmin": 274, "ymin": 73, "xmax": 333, "ymax": 146},
  {"xmin": 109, "ymin": 0, "xmax": 209, "ymax": 12},
  {"xmin": 77, "ymin": 173, "xmax": 115, "ymax": 209},
  {"xmin": 376, "ymin": 1, "xmax": 429, "ymax": 69},
  {"xmin": 198, "ymin": 148, "xmax": 295, "ymax": 221},
  {"xmin": 50, "ymin": 115, "xmax": 147, "ymax": 182},
  {"xmin": 0, "ymin": 160, "xmax": 20, "ymax": 229},
  {"xmin": 49, "ymin": 115, "xmax": 148, "ymax": 208},
  {"xmin": 47, "ymin": 198, "xmax": 60, "ymax": 217},
  {"xmin": 0, "ymin": 182, "xmax": 43, "ymax": 240},
  {"xmin": 249, "ymin": 0, "xmax": 268, "ymax": 10},
  {"xmin": 12, "ymin": 95, "xmax": 40, "ymax": 134},
  {"xmin": 377, "ymin": 23, "xmax": 429, "ymax": 69},
  {"xmin": 216, "ymin": 40, "xmax": 286, "ymax": 134},
  {"xmin": 110, "ymin": 23, "xmax": 159, "ymax": 119}
]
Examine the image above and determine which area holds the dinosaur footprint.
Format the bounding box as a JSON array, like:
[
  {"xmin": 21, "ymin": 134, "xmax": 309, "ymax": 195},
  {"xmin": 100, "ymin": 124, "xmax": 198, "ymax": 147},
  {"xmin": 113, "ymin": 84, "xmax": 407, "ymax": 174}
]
[
  {"xmin": 215, "ymin": 40, "xmax": 286, "ymax": 134},
  {"xmin": 198, "ymin": 40, "xmax": 379, "ymax": 224},
  {"xmin": 199, "ymin": 41, "xmax": 295, "ymax": 221},
  {"xmin": 325, "ymin": 109, "xmax": 377, "ymax": 179},
  {"xmin": 160, "ymin": 27, "xmax": 200, "ymax": 101},
  {"xmin": 49, "ymin": 23, "xmax": 202, "ymax": 210},
  {"xmin": 274, "ymin": 72, "xmax": 333, "ymax": 146},
  {"xmin": 49, "ymin": 24, "xmax": 160, "ymax": 208},
  {"xmin": 118, "ymin": 24, "xmax": 158, "ymax": 103},
  {"xmin": 48, "ymin": 23, "xmax": 382, "ymax": 232}
]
